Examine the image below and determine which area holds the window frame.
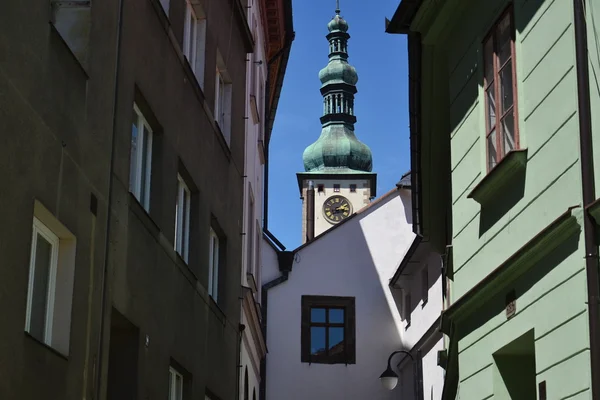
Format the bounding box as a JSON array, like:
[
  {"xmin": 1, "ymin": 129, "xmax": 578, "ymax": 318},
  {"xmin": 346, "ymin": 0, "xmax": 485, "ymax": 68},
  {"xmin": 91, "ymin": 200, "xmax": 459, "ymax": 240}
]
[
  {"xmin": 175, "ymin": 174, "xmax": 191, "ymax": 263},
  {"xmin": 215, "ymin": 69, "xmax": 227, "ymax": 129},
  {"xmin": 349, "ymin": 184, "xmax": 357, "ymax": 193},
  {"xmin": 25, "ymin": 217, "xmax": 60, "ymax": 345},
  {"xmin": 301, "ymin": 295, "xmax": 356, "ymax": 364},
  {"xmin": 333, "ymin": 184, "xmax": 340, "ymax": 193},
  {"xmin": 208, "ymin": 227, "xmax": 220, "ymax": 302},
  {"xmin": 130, "ymin": 103, "xmax": 153, "ymax": 211},
  {"xmin": 168, "ymin": 366, "xmax": 184, "ymax": 400},
  {"xmin": 483, "ymin": 6, "xmax": 519, "ymax": 172},
  {"xmin": 183, "ymin": 1, "xmax": 198, "ymax": 72},
  {"xmin": 317, "ymin": 184, "xmax": 325, "ymax": 193}
]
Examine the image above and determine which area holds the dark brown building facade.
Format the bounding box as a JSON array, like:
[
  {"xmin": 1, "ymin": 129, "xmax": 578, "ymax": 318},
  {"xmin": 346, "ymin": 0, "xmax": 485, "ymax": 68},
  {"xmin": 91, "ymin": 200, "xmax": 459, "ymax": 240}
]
[{"xmin": 0, "ymin": 0, "xmax": 292, "ymax": 399}]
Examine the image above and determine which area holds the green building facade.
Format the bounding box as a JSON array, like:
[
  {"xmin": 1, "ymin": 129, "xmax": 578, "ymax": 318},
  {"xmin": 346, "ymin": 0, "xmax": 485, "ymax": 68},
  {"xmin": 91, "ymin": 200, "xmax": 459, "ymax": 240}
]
[{"xmin": 389, "ymin": 0, "xmax": 600, "ymax": 398}]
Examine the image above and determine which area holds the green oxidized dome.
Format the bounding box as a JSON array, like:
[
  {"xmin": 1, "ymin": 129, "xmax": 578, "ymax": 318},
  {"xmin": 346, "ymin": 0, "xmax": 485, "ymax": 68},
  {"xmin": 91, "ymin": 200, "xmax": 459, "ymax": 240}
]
[
  {"xmin": 327, "ymin": 15, "xmax": 349, "ymax": 33},
  {"xmin": 303, "ymin": 125, "xmax": 373, "ymax": 172},
  {"xmin": 302, "ymin": 9, "xmax": 372, "ymax": 173},
  {"xmin": 318, "ymin": 61, "xmax": 358, "ymax": 86}
]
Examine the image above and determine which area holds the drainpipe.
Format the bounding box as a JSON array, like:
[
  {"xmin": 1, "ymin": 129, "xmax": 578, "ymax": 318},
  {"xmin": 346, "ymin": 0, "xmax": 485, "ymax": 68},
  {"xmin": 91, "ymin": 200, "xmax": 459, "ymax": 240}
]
[
  {"xmin": 306, "ymin": 181, "xmax": 315, "ymax": 242},
  {"xmin": 95, "ymin": 0, "xmax": 124, "ymax": 398},
  {"xmin": 259, "ymin": 244, "xmax": 294, "ymax": 400},
  {"xmin": 573, "ymin": 0, "xmax": 600, "ymax": 397}
]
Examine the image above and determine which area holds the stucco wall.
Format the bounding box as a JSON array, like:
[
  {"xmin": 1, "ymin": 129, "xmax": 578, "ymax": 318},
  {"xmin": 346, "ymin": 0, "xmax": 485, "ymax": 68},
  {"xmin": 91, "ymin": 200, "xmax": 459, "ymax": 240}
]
[
  {"xmin": 263, "ymin": 189, "xmax": 446, "ymax": 399},
  {"xmin": 421, "ymin": 0, "xmax": 592, "ymax": 397}
]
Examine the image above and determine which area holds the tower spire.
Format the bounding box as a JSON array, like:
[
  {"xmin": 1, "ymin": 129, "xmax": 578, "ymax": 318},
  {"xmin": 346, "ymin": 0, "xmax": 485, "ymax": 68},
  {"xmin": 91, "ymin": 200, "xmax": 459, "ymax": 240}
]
[
  {"xmin": 335, "ymin": 0, "xmax": 340, "ymax": 14},
  {"xmin": 301, "ymin": 9, "xmax": 373, "ymax": 173}
]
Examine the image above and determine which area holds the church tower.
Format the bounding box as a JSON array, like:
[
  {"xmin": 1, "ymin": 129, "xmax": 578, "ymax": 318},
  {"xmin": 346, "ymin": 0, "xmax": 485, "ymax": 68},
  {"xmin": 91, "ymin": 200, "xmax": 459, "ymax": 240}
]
[{"xmin": 298, "ymin": 3, "xmax": 376, "ymax": 242}]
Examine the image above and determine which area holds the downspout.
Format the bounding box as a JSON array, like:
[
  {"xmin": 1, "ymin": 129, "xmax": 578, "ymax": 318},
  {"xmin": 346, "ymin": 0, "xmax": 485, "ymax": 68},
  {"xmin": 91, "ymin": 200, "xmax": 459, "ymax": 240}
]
[
  {"xmin": 95, "ymin": 0, "xmax": 125, "ymax": 397},
  {"xmin": 574, "ymin": 1, "xmax": 600, "ymax": 397}
]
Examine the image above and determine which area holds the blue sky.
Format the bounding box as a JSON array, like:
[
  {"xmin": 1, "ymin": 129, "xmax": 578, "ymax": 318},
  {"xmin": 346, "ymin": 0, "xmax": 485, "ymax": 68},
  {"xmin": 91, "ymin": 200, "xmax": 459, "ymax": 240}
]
[{"xmin": 267, "ymin": 0, "xmax": 410, "ymax": 249}]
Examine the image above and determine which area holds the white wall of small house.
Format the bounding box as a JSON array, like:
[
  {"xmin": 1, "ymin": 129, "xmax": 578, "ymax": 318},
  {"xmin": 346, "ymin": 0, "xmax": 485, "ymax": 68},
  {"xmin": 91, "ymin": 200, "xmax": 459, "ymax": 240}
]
[{"xmin": 264, "ymin": 189, "xmax": 433, "ymax": 399}]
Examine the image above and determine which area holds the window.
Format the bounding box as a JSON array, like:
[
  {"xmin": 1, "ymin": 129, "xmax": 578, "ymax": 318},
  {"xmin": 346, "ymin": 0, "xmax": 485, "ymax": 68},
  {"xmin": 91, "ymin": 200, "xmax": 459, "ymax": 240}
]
[
  {"xmin": 25, "ymin": 201, "xmax": 76, "ymax": 355},
  {"xmin": 208, "ymin": 228, "xmax": 220, "ymax": 301},
  {"xmin": 130, "ymin": 104, "xmax": 153, "ymax": 211},
  {"xmin": 317, "ymin": 184, "xmax": 324, "ymax": 193},
  {"xmin": 333, "ymin": 184, "xmax": 340, "ymax": 192},
  {"xmin": 215, "ymin": 52, "xmax": 233, "ymax": 144},
  {"xmin": 50, "ymin": 0, "xmax": 91, "ymax": 66},
  {"xmin": 183, "ymin": 0, "xmax": 207, "ymax": 87},
  {"xmin": 175, "ymin": 174, "xmax": 191, "ymax": 262},
  {"xmin": 349, "ymin": 184, "xmax": 357, "ymax": 193},
  {"xmin": 301, "ymin": 296, "xmax": 355, "ymax": 364},
  {"xmin": 168, "ymin": 366, "xmax": 183, "ymax": 400},
  {"xmin": 484, "ymin": 9, "xmax": 518, "ymax": 171}
]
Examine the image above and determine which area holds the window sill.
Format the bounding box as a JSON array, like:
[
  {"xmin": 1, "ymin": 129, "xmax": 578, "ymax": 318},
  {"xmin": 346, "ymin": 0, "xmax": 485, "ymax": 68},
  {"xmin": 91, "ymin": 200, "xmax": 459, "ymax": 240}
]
[
  {"xmin": 48, "ymin": 22, "xmax": 89, "ymax": 79},
  {"xmin": 467, "ymin": 149, "xmax": 528, "ymax": 205},
  {"xmin": 208, "ymin": 295, "xmax": 226, "ymax": 325},
  {"xmin": 214, "ymin": 122, "xmax": 232, "ymax": 155},
  {"xmin": 24, "ymin": 331, "xmax": 69, "ymax": 361},
  {"xmin": 128, "ymin": 192, "xmax": 160, "ymax": 238}
]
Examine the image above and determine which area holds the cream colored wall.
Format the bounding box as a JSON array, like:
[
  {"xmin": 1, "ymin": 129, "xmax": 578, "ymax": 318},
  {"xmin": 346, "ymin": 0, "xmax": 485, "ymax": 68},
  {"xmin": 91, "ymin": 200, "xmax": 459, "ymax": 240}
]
[{"xmin": 301, "ymin": 178, "xmax": 371, "ymax": 239}]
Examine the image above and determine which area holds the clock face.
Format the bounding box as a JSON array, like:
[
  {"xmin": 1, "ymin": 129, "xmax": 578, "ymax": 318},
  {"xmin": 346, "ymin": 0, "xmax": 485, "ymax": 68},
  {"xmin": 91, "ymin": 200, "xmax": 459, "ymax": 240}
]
[{"xmin": 323, "ymin": 195, "xmax": 353, "ymax": 224}]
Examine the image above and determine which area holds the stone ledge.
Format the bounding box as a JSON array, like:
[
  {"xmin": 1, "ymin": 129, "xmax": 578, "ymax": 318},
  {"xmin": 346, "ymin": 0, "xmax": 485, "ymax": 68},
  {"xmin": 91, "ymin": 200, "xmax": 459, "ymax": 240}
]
[{"xmin": 467, "ymin": 149, "xmax": 528, "ymax": 205}]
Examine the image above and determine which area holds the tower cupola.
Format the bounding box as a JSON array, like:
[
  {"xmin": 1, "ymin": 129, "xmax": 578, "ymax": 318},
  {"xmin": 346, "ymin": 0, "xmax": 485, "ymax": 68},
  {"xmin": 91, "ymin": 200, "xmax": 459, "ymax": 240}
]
[{"xmin": 303, "ymin": 4, "xmax": 373, "ymax": 173}]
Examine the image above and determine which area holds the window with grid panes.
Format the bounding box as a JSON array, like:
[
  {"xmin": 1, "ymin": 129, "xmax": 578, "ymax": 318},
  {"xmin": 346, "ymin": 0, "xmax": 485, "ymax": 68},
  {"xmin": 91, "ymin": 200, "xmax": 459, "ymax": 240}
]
[
  {"xmin": 483, "ymin": 8, "xmax": 519, "ymax": 171},
  {"xmin": 301, "ymin": 296, "xmax": 355, "ymax": 364}
]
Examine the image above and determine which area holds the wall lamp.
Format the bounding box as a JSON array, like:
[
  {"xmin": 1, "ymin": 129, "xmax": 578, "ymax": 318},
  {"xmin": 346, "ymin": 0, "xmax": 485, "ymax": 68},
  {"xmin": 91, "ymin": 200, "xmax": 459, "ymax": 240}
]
[{"xmin": 379, "ymin": 349, "xmax": 418, "ymax": 394}]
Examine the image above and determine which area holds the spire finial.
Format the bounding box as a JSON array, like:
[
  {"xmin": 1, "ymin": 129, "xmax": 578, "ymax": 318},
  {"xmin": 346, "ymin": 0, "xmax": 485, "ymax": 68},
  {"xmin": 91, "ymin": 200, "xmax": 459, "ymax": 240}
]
[{"xmin": 335, "ymin": 0, "xmax": 340, "ymax": 14}]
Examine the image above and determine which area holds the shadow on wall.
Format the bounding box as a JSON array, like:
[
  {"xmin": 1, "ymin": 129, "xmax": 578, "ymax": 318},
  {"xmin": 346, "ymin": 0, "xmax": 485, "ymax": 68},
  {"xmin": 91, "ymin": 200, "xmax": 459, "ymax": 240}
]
[{"xmin": 459, "ymin": 229, "xmax": 580, "ymax": 340}]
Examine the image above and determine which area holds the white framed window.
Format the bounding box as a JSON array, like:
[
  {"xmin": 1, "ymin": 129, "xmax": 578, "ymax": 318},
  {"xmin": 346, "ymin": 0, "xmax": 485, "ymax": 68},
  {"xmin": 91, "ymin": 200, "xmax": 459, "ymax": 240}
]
[
  {"xmin": 208, "ymin": 228, "xmax": 220, "ymax": 301},
  {"xmin": 215, "ymin": 52, "xmax": 233, "ymax": 145},
  {"xmin": 25, "ymin": 201, "xmax": 76, "ymax": 355},
  {"xmin": 183, "ymin": 0, "xmax": 207, "ymax": 88},
  {"xmin": 130, "ymin": 104, "xmax": 153, "ymax": 211},
  {"xmin": 26, "ymin": 217, "xmax": 59, "ymax": 345},
  {"xmin": 168, "ymin": 366, "xmax": 184, "ymax": 400},
  {"xmin": 175, "ymin": 174, "xmax": 191, "ymax": 262}
]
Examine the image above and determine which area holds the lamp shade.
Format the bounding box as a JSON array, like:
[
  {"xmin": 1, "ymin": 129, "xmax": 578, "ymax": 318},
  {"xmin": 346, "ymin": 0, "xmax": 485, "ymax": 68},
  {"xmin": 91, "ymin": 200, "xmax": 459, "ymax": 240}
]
[{"xmin": 379, "ymin": 366, "xmax": 399, "ymax": 391}]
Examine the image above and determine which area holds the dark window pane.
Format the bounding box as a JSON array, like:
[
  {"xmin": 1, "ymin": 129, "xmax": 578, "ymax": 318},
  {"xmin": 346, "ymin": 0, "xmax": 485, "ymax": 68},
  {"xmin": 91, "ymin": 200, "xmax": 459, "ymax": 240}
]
[
  {"xmin": 329, "ymin": 327, "xmax": 344, "ymax": 349},
  {"xmin": 497, "ymin": 14, "xmax": 512, "ymax": 66},
  {"xmin": 311, "ymin": 308, "xmax": 326, "ymax": 323},
  {"xmin": 30, "ymin": 234, "xmax": 52, "ymax": 341},
  {"xmin": 488, "ymin": 129, "xmax": 498, "ymax": 170},
  {"xmin": 310, "ymin": 327, "xmax": 326, "ymax": 355},
  {"xmin": 500, "ymin": 62, "xmax": 513, "ymax": 114},
  {"xmin": 329, "ymin": 308, "xmax": 344, "ymax": 324},
  {"xmin": 502, "ymin": 111, "xmax": 516, "ymax": 154},
  {"xmin": 484, "ymin": 37, "xmax": 494, "ymax": 84},
  {"xmin": 486, "ymin": 86, "xmax": 496, "ymax": 130}
]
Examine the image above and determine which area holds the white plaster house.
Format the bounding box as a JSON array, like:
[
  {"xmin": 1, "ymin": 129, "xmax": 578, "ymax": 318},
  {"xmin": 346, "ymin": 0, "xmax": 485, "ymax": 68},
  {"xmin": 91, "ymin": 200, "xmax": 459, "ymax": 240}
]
[
  {"xmin": 261, "ymin": 181, "xmax": 446, "ymax": 399},
  {"xmin": 238, "ymin": 1, "xmax": 293, "ymax": 399}
]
